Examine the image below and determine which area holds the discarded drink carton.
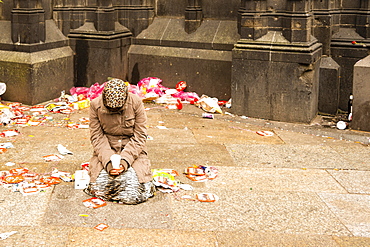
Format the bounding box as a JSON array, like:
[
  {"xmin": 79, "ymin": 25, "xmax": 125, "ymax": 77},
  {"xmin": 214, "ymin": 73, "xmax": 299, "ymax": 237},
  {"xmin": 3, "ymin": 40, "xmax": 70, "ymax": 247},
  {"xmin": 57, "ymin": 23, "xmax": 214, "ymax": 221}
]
[{"xmin": 74, "ymin": 170, "xmax": 90, "ymax": 189}]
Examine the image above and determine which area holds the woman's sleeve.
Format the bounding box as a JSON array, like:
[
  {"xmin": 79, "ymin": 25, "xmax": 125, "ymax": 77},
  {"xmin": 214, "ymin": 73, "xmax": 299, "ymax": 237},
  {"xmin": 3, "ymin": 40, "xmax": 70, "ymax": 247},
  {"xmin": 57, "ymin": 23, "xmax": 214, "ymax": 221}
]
[
  {"xmin": 89, "ymin": 102, "xmax": 115, "ymax": 167},
  {"xmin": 120, "ymin": 98, "xmax": 147, "ymax": 165}
]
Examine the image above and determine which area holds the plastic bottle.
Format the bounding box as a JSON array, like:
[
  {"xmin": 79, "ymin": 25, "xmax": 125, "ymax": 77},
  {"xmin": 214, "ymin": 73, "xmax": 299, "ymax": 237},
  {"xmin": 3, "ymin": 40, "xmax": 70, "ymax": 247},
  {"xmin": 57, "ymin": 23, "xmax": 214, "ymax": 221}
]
[{"xmin": 348, "ymin": 94, "xmax": 353, "ymax": 121}]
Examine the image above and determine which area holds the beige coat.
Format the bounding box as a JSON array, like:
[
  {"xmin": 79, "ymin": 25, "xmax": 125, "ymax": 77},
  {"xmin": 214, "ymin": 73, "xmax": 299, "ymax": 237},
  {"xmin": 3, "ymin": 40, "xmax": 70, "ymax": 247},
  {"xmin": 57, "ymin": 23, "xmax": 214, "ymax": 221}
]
[{"xmin": 88, "ymin": 93, "xmax": 152, "ymax": 183}]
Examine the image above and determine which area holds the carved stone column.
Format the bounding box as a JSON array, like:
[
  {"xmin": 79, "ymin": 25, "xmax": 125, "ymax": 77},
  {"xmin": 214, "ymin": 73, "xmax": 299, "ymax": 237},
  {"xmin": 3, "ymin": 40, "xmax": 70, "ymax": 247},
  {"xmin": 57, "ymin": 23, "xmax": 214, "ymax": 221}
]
[
  {"xmin": 95, "ymin": 0, "xmax": 115, "ymax": 31},
  {"xmin": 68, "ymin": 0, "xmax": 133, "ymax": 86},
  {"xmin": 356, "ymin": 0, "xmax": 370, "ymax": 39},
  {"xmin": 283, "ymin": 0, "xmax": 312, "ymax": 43},
  {"xmin": 0, "ymin": 0, "xmax": 74, "ymax": 105},
  {"xmin": 185, "ymin": 0, "xmax": 203, "ymax": 34},
  {"xmin": 312, "ymin": 0, "xmax": 341, "ymax": 115},
  {"xmin": 231, "ymin": 0, "xmax": 322, "ymax": 123},
  {"xmin": 238, "ymin": 0, "xmax": 267, "ymax": 40},
  {"xmin": 352, "ymin": 55, "xmax": 370, "ymax": 131},
  {"xmin": 115, "ymin": 0, "xmax": 154, "ymax": 36},
  {"xmin": 11, "ymin": 0, "xmax": 45, "ymax": 44}
]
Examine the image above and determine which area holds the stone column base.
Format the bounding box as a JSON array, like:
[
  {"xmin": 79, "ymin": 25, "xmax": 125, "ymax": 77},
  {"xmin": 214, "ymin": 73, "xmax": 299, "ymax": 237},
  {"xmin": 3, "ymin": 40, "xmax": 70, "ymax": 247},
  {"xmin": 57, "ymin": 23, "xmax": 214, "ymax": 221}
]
[
  {"xmin": 69, "ymin": 22, "xmax": 132, "ymax": 86},
  {"xmin": 231, "ymin": 32, "xmax": 322, "ymax": 123},
  {"xmin": 352, "ymin": 55, "xmax": 370, "ymax": 131},
  {"xmin": 0, "ymin": 46, "xmax": 74, "ymax": 105}
]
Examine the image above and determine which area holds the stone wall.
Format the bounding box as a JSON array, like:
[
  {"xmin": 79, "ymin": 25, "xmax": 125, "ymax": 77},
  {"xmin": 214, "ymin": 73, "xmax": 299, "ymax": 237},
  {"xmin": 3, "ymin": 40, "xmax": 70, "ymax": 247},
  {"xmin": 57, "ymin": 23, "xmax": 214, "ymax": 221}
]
[{"xmin": 0, "ymin": 0, "xmax": 369, "ymax": 128}]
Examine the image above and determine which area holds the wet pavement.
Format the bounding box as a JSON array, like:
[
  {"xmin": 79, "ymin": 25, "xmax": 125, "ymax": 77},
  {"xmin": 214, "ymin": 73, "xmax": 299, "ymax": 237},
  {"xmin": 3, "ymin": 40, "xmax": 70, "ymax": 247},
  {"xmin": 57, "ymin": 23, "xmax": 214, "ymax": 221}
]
[{"xmin": 0, "ymin": 102, "xmax": 370, "ymax": 246}]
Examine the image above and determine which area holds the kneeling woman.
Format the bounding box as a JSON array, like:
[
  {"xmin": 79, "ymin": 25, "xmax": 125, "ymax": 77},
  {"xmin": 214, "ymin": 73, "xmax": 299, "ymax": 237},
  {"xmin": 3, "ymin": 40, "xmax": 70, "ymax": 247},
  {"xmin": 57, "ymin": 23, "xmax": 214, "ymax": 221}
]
[{"xmin": 84, "ymin": 79, "xmax": 155, "ymax": 204}]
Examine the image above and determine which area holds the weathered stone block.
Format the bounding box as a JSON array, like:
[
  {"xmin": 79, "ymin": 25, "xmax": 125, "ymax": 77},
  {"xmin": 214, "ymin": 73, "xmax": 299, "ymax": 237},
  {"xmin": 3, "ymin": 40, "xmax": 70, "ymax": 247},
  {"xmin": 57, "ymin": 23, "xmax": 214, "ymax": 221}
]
[
  {"xmin": 231, "ymin": 37, "xmax": 322, "ymax": 123},
  {"xmin": 128, "ymin": 44, "xmax": 232, "ymax": 100},
  {"xmin": 352, "ymin": 55, "xmax": 370, "ymax": 131},
  {"xmin": 0, "ymin": 46, "xmax": 74, "ymax": 105},
  {"xmin": 69, "ymin": 23, "xmax": 132, "ymax": 86},
  {"xmin": 318, "ymin": 56, "xmax": 340, "ymax": 115}
]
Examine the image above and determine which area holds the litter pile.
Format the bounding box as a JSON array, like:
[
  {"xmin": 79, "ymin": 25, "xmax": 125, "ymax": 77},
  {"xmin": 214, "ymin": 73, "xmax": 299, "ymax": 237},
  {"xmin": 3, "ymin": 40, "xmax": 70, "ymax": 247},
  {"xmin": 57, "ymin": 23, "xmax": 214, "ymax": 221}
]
[
  {"xmin": 0, "ymin": 76, "xmax": 232, "ymax": 127},
  {"xmin": 71, "ymin": 77, "xmax": 231, "ymax": 114},
  {"xmin": 0, "ymin": 96, "xmax": 90, "ymax": 127},
  {"xmin": 184, "ymin": 165, "xmax": 218, "ymax": 182},
  {"xmin": 152, "ymin": 165, "xmax": 219, "ymax": 203},
  {"xmin": 0, "ymin": 167, "xmax": 72, "ymax": 195}
]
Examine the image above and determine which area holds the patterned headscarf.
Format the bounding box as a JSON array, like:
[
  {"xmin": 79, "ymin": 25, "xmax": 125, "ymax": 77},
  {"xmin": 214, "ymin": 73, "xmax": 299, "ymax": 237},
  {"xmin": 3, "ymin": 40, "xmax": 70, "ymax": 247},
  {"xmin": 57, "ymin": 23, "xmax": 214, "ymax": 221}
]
[{"xmin": 102, "ymin": 79, "xmax": 128, "ymax": 109}]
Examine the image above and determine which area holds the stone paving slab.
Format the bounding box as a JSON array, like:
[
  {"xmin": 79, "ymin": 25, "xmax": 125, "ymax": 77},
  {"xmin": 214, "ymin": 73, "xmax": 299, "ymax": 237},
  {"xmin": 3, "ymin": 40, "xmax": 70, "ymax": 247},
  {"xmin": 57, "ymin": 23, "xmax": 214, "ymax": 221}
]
[
  {"xmin": 275, "ymin": 129, "xmax": 346, "ymax": 145},
  {"xmin": 319, "ymin": 193, "xmax": 370, "ymax": 237},
  {"xmin": 44, "ymin": 184, "xmax": 174, "ymax": 230},
  {"xmin": 192, "ymin": 128, "xmax": 283, "ymax": 144},
  {"xmin": 169, "ymin": 188, "xmax": 351, "ymax": 236},
  {"xmin": 150, "ymin": 111, "xmax": 263, "ymax": 131},
  {"xmin": 328, "ymin": 145, "xmax": 370, "ymax": 170},
  {"xmin": 327, "ymin": 170, "xmax": 370, "ymax": 194},
  {"xmin": 0, "ymin": 126, "xmax": 91, "ymax": 165},
  {"xmin": 67, "ymin": 228, "xmax": 217, "ymax": 247},
  {"xmin": 147, "ymin": 143, "xmax": 234, "ymax": 168},
  {"xmin": 332, "ymin": 236, "xmax": 370, "ymax": 246},
  {"xmin": 206, "ymin": 167, "xmax": 347, "ymax": 193},
  {"xmin": 0, "ymin": 226, "xmax": 71, "ymax": 246},
  {"xmin": 226, "ymin": 144, "xmax": 351, "ymax": 169},
  {"xmin": 0, "ymin": 187, "xmax": 53, "ymax": 227},
  {"xmin": 147, "ymin": 128, "xmax": 197, "ymax": 144},
  {"xmin": 215, "ymin": 230, "xmax": 340, "ymax": 247}
]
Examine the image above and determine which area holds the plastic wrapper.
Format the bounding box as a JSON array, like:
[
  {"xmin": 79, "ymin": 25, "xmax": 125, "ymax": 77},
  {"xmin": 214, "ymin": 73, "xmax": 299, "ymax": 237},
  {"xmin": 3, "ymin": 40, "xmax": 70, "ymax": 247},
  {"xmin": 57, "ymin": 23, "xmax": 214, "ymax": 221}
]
[
  {"xmin": 256, "ymin": 130, "xmax": 274, "ymax": 136},
  {"xmin": 176, "ymin": 81, "xmax": 187, "ymax": 91},
  {"xmin": 81, "ymin": 162, "xmax": 90, "ymax": 171},
  {"xmin": 202, "ymin": 113, "xmax": 214, "ymax": 119},
  {"xmin": 178, "ymin": 183, "xmax": 193, "ymax": 191},
  {"xmin": 71, "ymin": 99, "xmax": 90, "ymax": 110},
  {"xmin": 186, "ymin": 174, "xmax": 209, "ymax": 182},
  {"xmin": 83, "ymin": 197, "xmax": 107, "ymax": 209},
  {"xmin": 0, "ymin": 231, "xmax": 17, "ymax": 240},
  {"xmin": 20, "ymin": 185, "xmax": 39, "ymax": 195},
  {"xmin": 184, "ymin": 165, "xmax": 218, "ymax": 182},
  {"xmin": 154, "ymin": 94, "xmax": 178, "ymax": 104},
  {"xmin": 57, "ymin": 144, "xmax": 73, "ymax": 155},
  {"xmin": 152, "ymin": 170, "xmax": 180, "ymax": 192},
  {"xmin": 0, "ymin": 106, "xmax": 15, "ymax": 125},
  {"xmin": 9, "ymin": 167, "xmax": 29, "ymax": 175},
  {"xmin": 40, "ymin": 176, "xmax": 62, "ymax": 185},
  {"xmin": 94, "ymin": 223, "xmax": 109, "ymax": 231},
  {"xmin": 185, "ymin": 167, "xmax": 206, "ymax": 176},
  {"xmin": 195, "ymin": 95, "xmax": 222, "ymax": 114},
  {"xmin": 42, "ymin": 154, "xmax": 64, "ymax": 162},
  {"xmin": 3, "ymin": 175, "xmax": 24, "ymax": 184},
  {"xmin": 70, "ymin": 82, "xmax": 106, "ymax": 100},
  {"xmin": 45, "ymin": 102, "xmax": 69, "ymax": 112},
  {"xmin": 171, "ymin": 91, "xmax": 199, "ymax": 103},
  {"xmin": 138, "ymin": 77, "xmax": 168, "ymax": 97},
  {"xmin": 0, "ymin": 82, "xmax": 7, "ymax": 95},
  {"xmin": 0, "ymin": 129, "xmax": 19, "ymax": 137},
  {"xmin": 196, "ymin": 193, "xmax": 219, "ymax": 202},
  {"xmin": 152, "ymin": 169, "xmax": 179, "ymax": 177},
  {"xmin": 51, "ymin": 169, "xmax": 73, "ymax": 182},
  {"xmin": 1, "ymin": 167, "xmax": 66, "ymax": 195}
]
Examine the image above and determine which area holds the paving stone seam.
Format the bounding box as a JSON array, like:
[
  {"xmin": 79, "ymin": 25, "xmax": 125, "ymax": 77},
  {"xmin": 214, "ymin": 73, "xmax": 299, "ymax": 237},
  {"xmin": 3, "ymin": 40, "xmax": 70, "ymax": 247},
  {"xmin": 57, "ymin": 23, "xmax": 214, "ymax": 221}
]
[
  {"xmin": 316, "ymin": 192, "xmax": 356, "ymax": 238},
  {"xmin": 325, "ymin": 170, "xmax": 351, "ymax": 194},
  {"xmin": 172, "ymin": 110, "xmax": 370, "ymax": 145}
]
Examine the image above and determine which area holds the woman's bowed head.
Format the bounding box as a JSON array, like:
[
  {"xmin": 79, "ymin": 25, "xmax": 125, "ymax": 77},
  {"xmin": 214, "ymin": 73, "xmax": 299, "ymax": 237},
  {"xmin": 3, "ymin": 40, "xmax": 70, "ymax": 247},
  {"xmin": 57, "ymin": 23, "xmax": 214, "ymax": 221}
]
[
  {"xmin": 102, "ymin": 79, "xmax": 128, "ymax": 112},
  {"xmin": 84, "ymin": 78, "xmax": 155, "ymax": 205}
]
